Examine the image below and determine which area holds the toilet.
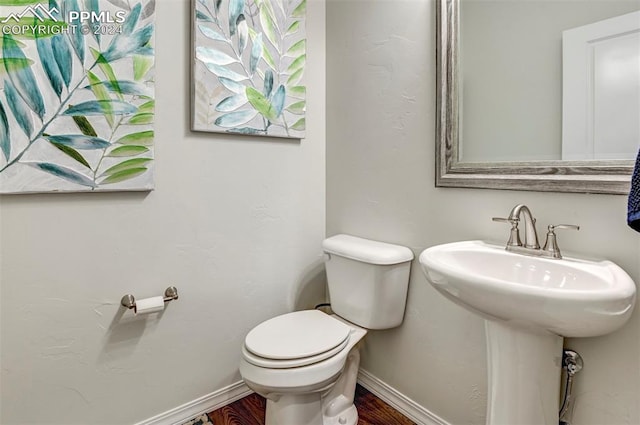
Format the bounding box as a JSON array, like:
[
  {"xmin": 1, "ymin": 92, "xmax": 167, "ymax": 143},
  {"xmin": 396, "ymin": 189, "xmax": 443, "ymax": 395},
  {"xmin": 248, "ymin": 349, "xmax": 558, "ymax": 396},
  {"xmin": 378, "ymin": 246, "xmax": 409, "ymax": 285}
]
[{"xmin": 239, "ymin": 234, "xmax": 414, "ymax": 425}]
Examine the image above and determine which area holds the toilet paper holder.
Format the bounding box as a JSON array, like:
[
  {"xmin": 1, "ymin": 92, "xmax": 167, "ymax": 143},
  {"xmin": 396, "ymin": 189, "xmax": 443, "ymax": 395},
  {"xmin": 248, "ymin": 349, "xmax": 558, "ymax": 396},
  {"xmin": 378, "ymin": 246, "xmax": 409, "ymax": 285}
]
[{"xmin": 120, "ymin": 286, "xmax": 179, "ymax": 310}]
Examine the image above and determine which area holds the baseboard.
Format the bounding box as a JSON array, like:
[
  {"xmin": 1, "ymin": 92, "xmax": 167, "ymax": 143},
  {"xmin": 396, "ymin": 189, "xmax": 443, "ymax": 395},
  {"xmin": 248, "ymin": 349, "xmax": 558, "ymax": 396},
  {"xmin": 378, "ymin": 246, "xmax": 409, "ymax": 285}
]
[
  {"xmin": 357, "ymin": 369, "xmax": 451, "ymax": 425},
  {"xmin": 136, "ymin": 370, "xmax": 449, "ymax": 425},
  {"xmin": 134, "ymin": 381, "xmax": 253, "ymax": 425}
]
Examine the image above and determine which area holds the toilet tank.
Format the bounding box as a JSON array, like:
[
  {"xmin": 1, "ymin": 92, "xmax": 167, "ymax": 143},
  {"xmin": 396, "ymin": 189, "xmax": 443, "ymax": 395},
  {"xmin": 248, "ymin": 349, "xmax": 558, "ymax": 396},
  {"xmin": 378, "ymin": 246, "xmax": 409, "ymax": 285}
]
[{"xmin": 322, "ymin": 234, "xmax": 414, "ymax": 330}]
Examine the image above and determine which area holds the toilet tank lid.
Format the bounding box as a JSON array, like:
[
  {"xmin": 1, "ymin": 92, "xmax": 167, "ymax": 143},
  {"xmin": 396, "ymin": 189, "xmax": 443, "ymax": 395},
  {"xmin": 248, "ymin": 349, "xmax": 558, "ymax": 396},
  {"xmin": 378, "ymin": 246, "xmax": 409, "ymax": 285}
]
[{"xmin": 323, "ymin": 234, "xmax": 414, "ymax": 265}]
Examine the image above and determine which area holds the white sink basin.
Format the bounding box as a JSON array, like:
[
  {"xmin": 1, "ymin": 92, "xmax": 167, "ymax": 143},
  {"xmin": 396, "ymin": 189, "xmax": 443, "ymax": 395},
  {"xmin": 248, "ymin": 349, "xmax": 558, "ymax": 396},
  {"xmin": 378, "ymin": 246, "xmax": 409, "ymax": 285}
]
[{"xmin": 419, "ymin": 240, "xmax": 636, "ymax": 337}]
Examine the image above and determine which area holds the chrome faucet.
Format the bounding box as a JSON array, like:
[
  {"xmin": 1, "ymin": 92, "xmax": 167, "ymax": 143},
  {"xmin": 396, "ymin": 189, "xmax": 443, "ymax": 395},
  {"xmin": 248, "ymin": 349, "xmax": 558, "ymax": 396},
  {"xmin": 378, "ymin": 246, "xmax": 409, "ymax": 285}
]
[
  {"xmin": 493, "ymin": 204, "xmax": 579, "ymax": 259},
  {"xmin": 507, "ymin": 204, "xmax": 540, "ymax": 249}
]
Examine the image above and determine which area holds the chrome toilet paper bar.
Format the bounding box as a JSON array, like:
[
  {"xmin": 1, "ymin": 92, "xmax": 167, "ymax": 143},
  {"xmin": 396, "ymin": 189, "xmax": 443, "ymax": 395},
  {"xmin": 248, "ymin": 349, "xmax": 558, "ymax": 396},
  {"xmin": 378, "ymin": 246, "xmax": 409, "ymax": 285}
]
[{"xmin": 121, "ymin": 286, "xmax": 179, "ymax": 310}]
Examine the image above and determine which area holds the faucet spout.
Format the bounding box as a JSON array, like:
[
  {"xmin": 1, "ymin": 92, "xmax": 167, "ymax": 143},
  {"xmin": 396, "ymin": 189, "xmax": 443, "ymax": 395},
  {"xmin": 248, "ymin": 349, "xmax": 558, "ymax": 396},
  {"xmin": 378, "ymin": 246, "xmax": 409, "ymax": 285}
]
[{"xmin": 508, "ymin": 204, "xmax": 540, "ymax": 249}]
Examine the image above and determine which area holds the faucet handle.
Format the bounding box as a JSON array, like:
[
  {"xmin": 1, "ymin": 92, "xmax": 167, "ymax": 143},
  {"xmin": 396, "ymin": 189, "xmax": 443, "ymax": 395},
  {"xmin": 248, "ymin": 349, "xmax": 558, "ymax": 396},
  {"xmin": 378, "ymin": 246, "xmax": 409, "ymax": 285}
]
[
  {"xmin": 492, "ymin": 217, "xmax": 516, "ymax": 224},
  {"xmin": 543, "ymin": 224, "xmax": 580, "ymax": 259},
  {"xmin": 548, "ymin": 224, "xmax": 580, "ymax": 232},
  {"xmin": 492, "ymin": 217, "xmax": 522, "ymax": 247}
]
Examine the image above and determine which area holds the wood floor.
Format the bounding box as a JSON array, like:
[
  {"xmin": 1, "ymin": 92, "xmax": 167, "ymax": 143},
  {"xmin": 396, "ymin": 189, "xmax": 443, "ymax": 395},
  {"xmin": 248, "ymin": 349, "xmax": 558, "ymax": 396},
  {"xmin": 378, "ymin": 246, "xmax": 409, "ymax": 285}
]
[{"xmin": 207, "ymin": 384, "xmax": 416, "ymax": 425}]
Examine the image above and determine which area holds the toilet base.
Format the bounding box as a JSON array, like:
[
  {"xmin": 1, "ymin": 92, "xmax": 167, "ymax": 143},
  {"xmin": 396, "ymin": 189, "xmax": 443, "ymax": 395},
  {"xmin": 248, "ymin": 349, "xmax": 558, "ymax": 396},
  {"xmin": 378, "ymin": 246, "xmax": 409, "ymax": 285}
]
[
  {"xmin": 265, "ymin": 394, "xmax": 323, "ymax": 425},
  {"xmin": 264, "ymin": 396, "xmax": 357, "ymax": 425},
  {"xmin": 265, "ymin": 394, "xmax": 358, "ymax": 425},
  {"xmin": 323, "ymin": 404, "xmax": 357, "ymax": 425}
]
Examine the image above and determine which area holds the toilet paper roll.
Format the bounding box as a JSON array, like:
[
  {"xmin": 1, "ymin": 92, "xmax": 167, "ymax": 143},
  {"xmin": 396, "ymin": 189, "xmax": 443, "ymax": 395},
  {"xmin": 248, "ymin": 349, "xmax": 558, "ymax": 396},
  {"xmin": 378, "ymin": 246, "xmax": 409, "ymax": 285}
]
[{"xmin": 134, "ymin": 296, "xmax": 165, "ymax": 315}]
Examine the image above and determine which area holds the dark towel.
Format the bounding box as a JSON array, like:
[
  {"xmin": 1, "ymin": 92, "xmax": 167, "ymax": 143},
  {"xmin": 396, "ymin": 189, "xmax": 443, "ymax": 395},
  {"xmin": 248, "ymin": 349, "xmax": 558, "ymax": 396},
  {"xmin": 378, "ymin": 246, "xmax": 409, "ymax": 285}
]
[{"xmin": 628, "ymin": 148, "xmax": 640, "ymax": 232}]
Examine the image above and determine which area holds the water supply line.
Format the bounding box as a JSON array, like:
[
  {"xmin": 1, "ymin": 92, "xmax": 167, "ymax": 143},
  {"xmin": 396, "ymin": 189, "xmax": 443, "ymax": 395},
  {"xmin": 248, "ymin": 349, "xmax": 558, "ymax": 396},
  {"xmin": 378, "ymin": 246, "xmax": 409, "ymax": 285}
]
[{"xmin": 559, "ymin": 349, "xmax": 583, "ymax": 425}]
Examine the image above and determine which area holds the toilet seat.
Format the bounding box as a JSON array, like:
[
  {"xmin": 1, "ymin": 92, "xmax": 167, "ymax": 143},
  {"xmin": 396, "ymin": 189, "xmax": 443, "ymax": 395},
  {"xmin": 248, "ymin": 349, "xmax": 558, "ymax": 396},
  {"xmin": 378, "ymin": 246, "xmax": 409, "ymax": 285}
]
[
  {"xmin": 240, "ymin": 314, "xmax": 367, "ymax": 392},
  {"xmin": 243, "ymin": 310, "xmax": 352, "ymax": 368},
  {"xmin": 242, "ymin": 337, "xmax": 349, "ymax": 369}
]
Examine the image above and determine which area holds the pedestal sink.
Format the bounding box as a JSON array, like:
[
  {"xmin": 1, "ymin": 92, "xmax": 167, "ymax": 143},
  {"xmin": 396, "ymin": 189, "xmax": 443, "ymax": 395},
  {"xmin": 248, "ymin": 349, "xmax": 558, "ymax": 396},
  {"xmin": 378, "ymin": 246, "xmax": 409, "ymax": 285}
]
[{"xmin": 419, "ymin": 240, "xmax": 636, "ymax": 425}]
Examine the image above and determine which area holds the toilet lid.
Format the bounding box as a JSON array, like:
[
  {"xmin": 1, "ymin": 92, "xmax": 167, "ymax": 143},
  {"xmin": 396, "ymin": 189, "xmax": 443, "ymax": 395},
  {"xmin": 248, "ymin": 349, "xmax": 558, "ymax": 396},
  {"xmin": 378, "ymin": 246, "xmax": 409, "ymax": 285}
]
[
  {"xmin": 244, "ymin": 310, "xmax": 352, "ymax": 360},
  {"xmin": 242, "ymin": 337, "xmax": 350, "ymax": 369}
]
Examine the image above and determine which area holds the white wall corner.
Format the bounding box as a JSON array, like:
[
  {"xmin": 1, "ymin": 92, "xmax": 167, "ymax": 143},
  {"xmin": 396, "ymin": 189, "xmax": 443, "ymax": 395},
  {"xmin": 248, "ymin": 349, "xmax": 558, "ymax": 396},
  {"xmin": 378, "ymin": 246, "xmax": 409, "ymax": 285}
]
[
  {"xmin": 357, "ymin": 369, "xmax": 451, "ymax": 425},
  {"xmin": 134, "ymin": 381, "xmax": 253, "ymax": 425}
]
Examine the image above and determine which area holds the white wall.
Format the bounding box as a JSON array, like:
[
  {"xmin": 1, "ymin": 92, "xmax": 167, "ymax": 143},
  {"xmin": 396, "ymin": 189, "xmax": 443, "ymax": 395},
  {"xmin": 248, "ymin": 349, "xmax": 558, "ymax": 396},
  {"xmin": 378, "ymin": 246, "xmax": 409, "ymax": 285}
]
[
  {"xmin": 326, "ymin": 1, "xmax": 640, "ymax": 424},
  {"xmin": 0, "ymin": 1, "xmax": 326, "ymax": 424}
]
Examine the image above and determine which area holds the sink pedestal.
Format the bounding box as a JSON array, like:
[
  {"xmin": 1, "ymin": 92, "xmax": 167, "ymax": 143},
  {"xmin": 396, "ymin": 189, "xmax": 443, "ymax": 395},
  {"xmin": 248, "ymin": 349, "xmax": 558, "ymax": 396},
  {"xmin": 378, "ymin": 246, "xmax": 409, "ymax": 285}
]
[{"xmin": 485, "ymin": 321, "xmax": 563, "ymax": 425}]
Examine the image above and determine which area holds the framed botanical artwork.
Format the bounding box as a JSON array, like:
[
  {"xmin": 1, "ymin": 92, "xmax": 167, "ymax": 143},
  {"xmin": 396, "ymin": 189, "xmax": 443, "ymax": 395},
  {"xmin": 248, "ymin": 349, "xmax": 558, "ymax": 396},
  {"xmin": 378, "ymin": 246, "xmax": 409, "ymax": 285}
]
[
  {"xmin": 192, "ymin": 0, "xmax": 306, "ymax": 139},
  {"xmin": 0, "ymin": 0, "xmax": 156, "ymax": 194}
]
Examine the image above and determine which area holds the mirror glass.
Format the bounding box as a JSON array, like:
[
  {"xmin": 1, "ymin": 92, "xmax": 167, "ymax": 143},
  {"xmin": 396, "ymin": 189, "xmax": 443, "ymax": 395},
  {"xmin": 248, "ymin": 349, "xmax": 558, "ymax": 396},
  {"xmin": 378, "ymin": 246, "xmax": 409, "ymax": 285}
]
[
  {"xmin": 436, "ymin": 0, "xmax": 637, "ymax": 194},
  {"xmin": 459, "ymin": 0, "xmax": 640, "ymax": 163}
]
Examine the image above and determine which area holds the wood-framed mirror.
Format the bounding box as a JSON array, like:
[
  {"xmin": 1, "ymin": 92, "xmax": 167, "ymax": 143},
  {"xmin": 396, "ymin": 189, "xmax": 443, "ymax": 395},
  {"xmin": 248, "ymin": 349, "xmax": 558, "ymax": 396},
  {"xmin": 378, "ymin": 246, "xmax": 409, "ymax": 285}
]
[{"xmin": 436, "ymin": 0, "xmax": 637, "ymax": 194}]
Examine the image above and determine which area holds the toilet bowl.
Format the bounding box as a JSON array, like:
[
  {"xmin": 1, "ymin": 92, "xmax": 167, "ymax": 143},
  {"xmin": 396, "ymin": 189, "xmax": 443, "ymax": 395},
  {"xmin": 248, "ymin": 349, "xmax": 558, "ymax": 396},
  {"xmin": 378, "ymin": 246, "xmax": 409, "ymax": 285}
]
[
  {"xmin": 239, "ymin": 235, "xmax": 413, "ymax": 425},
  {"xmin": 240, "ymin": 310, "xmax": 367, "ymax": 425}
]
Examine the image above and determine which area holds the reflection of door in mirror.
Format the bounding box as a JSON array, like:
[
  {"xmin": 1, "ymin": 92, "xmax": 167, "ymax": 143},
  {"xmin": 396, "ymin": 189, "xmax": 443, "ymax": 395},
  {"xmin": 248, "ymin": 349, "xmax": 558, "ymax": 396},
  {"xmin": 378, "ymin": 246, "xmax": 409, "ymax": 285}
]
[{"xmin": 563, "ymin": 11, "xmax": 640, "ymax": 160}]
